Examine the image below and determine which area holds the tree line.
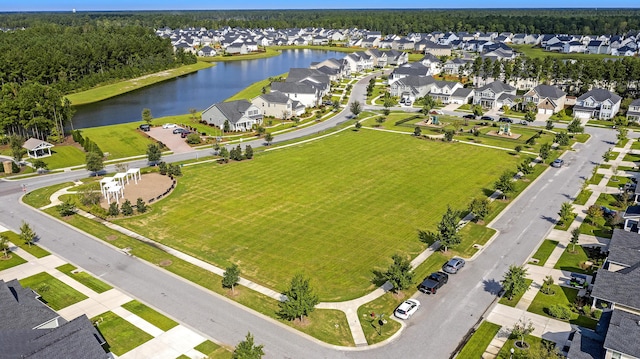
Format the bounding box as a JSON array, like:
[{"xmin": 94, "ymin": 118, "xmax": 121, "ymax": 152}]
[{"xmin": 1, "ymin": 9, "xmax": 639, "ymax": 36}]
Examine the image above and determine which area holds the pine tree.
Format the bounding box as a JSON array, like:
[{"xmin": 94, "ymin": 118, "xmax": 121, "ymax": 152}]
[{"xmin": 278, "ymin": 274, "xmax": 318, "ymax": 322}]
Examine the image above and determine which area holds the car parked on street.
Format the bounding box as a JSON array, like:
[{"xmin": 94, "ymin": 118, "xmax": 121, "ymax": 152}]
[
  {"xmin": 442, "ymin": 257, "xmax": 466, "ymax": 274},
  {"xmin": 520, "ymin": 120, "xmax": 529, "ymax": 125},
  {"xmin": 162, "ymin": 123, "xmax": 177, "ymax": 129},
  {"xmin": 394, "ymin": 299, "xmax": 421, "ymax": 320},
  {"xmin": 480, "ymin": 116, "xmax": 494, "ymax": 121},
  {"xmin": 551, "ymin": 159, "xmax": 564, "ymax": 168},
  {"xmin": 498, "ymin": 117, "xmax": 513, "ymax": 123},
  {"xmin": 173, "ymin": 128, "xmax": 189, "ymax": 134},
  {"xmin": 463, "ymin": 114, "xmax": 476, "ymax": 119},
  {"xmin": 418, "ymin": 272, "xmax": 449, "ymax": 294}
]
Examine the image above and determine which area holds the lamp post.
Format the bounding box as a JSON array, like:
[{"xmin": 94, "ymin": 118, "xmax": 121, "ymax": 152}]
[{"xmin": 510, "ymin": 347, "xmax": 515, "ymax": 359}]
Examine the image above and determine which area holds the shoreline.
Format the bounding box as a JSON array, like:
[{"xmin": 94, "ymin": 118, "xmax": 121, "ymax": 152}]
[{"xmin": 64, "ymin": 61, "xmax": 215, "ymax": 107}]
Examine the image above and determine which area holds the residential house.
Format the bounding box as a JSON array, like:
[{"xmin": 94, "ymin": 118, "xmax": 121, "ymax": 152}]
[
  {"xmin": 389, "ymin": 76, "xmax": 436, "ymax": 102},
  {"xmin": 197, "ymin": 46, "xmax": 217, "ymax": 57},
  {"xmin": 390, "ymin": 63, "xmax": 431, "ymax": 81},
  {"xmin": 627, "ymin": 99, "xmax": 640, "ymax": 123},
  {"xmin": 386, "ymin": 50, "xmax": 408, "ymax": 66},
  {"xmin": 611, "ymin": 46, "xmax": 637, "ymax": 56},
  {"xmin": 523, "ymin": 84, "xmax": 567, "ymax": 114},
  {"xmin": 587, "ymin": 40, "xmax": 610, "ymax": 55},
  {"xmin": 472, "ymin": 81, "xmax": 517, "ymax": 109},
  {"xmin": 563, "ymin": 41, "xmax": 586, "ymax": 53},
  {"xmin": 310, "ymin": 58, "xmax": 350, "ymax": 80},
  {"xmin": 573, "ymin": 88, "xmax": 622, "ymax": 120},
  {"xmin": 201, "ymin": 100, "xmax": 262, "ymax": 131},
  {"xmin": 428, "ymin": 80, "xmax": 465, "ymax": 104},
  {"xmin": 0, "ymin": 279, "xmax": 109, "ymax": 359},
  {"xmin": 449, "ymin": 88, "xmax": 474, "ymax": 105},
  {"xmin": 420, "ymin": 53, "xmax": 442, "ymax": 75},
  {"xmin": 252, "ymin": 91, "xmax": 305, "ymax": 119},
  {"xmin": 270, "ymin": 82, "xmax": 320, "ymax": 108},
  {"xmin": 226, "ymin": 42, "xmax": 248, "ymax": 55},
  {"xmin": 424, "ymin": 41, "xmax": 452, "ymax": 57},
  {"xmin": 365, "ymin": 49, "xmax": 388, "ymax": 68},
  {"xmin": 443, "ymin": 58, "xmax": 472, "ymax": 76}
]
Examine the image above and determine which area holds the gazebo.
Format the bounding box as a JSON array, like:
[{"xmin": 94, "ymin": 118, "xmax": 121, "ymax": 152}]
[{"xmin": 22, "ymin": 138, "xmax": 54, "ymax": 159}]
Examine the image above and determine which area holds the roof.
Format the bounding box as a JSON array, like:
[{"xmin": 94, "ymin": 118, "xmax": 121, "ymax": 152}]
[
  {"xmin": 533, "ymin": 84, "xmax": 566, "ymax": 100},
  {"xmin": 0, "ymin": 279, "xmax": 59, "ymax": 330},
  {"xmin": 606, "ymin": 229, "xmax": 640, "ymax": 268},
  {"xmin": 271, "ymin": 82, "xmax": 317, "ymax": 95},
  {"xmin": 603, "ymin": 309, "xmax": 640, "ymax": 358},
  {"xmin": 215, "ymin": 100, "xmax": 255, "ymax": 124},
  {"xmin": 22, "ymin": 138, "xmax": 53, "ymax": 151},
  {"xmin": 577, "ymin": 88, "xmax": 622, "ymax": 105},
  {"xmin": 477, "ymin": 81, "xmax": 516, "ymax": 94},
  {"xmin": 395, "ymin": 76, "xmax": 436, "ymax": 88},
  {"xmin": 258, "ymin": 91, "xmax": 291, "ymax": 104},
  {"xmin": 567, "ymin": 329, "xmax": 605, "ymax": 359}
]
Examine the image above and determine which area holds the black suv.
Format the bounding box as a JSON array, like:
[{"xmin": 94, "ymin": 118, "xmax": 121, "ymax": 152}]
[
  {"xmin": 498, "ymin": 117, "xmax": 513, "ymax": 123},
  {"xmin": 139, "ymin": 124, "xmax": 151, "ymax": 132},
  {"xmin": 419, "ymin": 272, "xmax": 449, "ymax": 294}
]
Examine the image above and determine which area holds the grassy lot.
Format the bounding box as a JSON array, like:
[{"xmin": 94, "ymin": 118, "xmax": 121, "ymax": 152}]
[
  {"xmin": 499, "ymin": 279, "xmax": 533, "ymax": 307},
  {"xmin": 226, "ymin": 72, "xmax": 287, "ymax": 102},
  {"xmin": 1, "ymin": 230, "xmax": 51, "ymax": 258},
  {"xmin": 297, "ymin": 309, "xmax": 353, "ymax": 346},
  {"xmin": 37, "ymin": 145, "xmax": 86, "ymax": 169},
  {"xmin": 529, "ymin": 240, "xmax": 559, "ymax": 266},
  {"xmin": 92, "ymin": 311, "xmax": 153, "ymax": 356},
  {"xmin": 496, "ymin": 334, "xmax": 547, "ymax": 358},
  {"xmin": 65, "ymin": 62, "xmax": 213, "ymax": 106},
  {"xmin": 574, "ymin": 133, "xmax": 590, "ymax": 143},
  {"xmin": 617, "ymin": 138, "xmax": 629, "ymax": 148},
  {"xmin": 554, "ymin": 213, "xmax": 575, "ymax": 231},
  {"xmin": 623, "ymin": 153, "xmax": 640, "ymax": 163},
  {"xmin": 19, "ymin": 272, "xmax": 88, "ymax": 310},
  {"xmin": 588, "ymin": 173, "xmax": 604, "ymax": 185},
  {"xmin": 574, "ymin": 189, "xmax": 592, "ymax": 205},
  {"xmin": 553, "ymin": 245, "xmax": 594, "ymax": 274},
  {"xmin": 121, "ymin": 300, "xmax": 178, "ymax": 331},
  {"xmin": 456, "ymin": 223, "xmax": 496, "ymax": 257},
  {"xmin": 81, "ymin": 123, "xmax": 156, "ymax": 159},
  {"xmin": 527, "ymin": 284, "xmax": 597, "ymax": 329},
  {"xmin": 23, "ymin": 182, "xmax": 75, "ymax": 208},
  {"xmin": 0, "ymin": 251, "xmax": 26, "ymax": 270},
  {"xmin": 195, "ymin": 340, "xmax": 232, "ymax": 358},
  {"xmin": 115, "ymin": 130, "xmax": 520, "ymax": 301},
  {"xmin": 456, "ymin": 321, "xmax": 501, "ymax": 359},
  {"xmin": 56, "ymin": 263, "xmax": 113, "ymax": 293},
  {"xmin": 199, "ymin": 48, "xmax": 281, "ymax": 62},
  {"xmin": 631, "ymin": 140, "xmax": 640, "ymax": 150},
  {"xmin": 510, "ymin": 44, "xmax": 614, "ymax": 60}
]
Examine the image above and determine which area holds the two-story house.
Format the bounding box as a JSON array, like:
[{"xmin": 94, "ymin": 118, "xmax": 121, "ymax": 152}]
[
  {"xmin": 251, "ymin": 91, "xmax": 305, "ymax": 119},
  {"xmin": 626, "ymin": 99, "xmax": 640, "ymax": 123},
  {"xmin": 201, "ymin": 100, "xmax": 262, "ymax": 131},
  {"xmin": 573, "ymin": 88, "xmax": 622, "ymax": 120},
  {"xmin": 472, "ymin": 81, "xmax": 517, "ymax": 109},
  {"xmin": 522, "ymin": 84, "xmax": 567, "ymax": 114},
  {"xmin": 389, "ymin": 76, "xmax": 436, "ymax": 102}
]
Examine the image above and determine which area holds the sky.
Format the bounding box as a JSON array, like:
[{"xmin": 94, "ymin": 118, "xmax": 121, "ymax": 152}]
[{"xmin": 2, "ymin": 0, "xmax": 639, "ymax": 11}]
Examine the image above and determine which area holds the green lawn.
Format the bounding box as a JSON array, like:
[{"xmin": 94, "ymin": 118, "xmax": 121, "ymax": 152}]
[
  {"xmin": 37, "ymin": 145, "xmax": 86, "ymax": 169},
  {"xmin": 195, "ymin": 340, "xmax": 232, "ymax": 359},
  {"xmin": 574, "ymin": 189, "xmax": 592, "ymax": 205},
  {"xmin": 199, "ymin": 48, "xmax": 282, "ymax": 62},
  {"xmin": 81, "ymin": 123, "xmax": 156, "ymax": 159},
  {"xmin": 529, "ymin": 240, "xmax": 559, "ymax": 266},
  {"xmin": 456, "ymin": 321, "xmax": 501, "ymax": 359},
  {"xmin": 456, "ymin": 223, "xmax": 496, "ymax": 257},
  {"xmin": 0, "ymin": 230, "xmax": 51, "ymax": 258},
  {"xmin": 115, "ymin": 130, "xmax": 520, "ymax": 301},
  {"xmin": 19, "ymin": 272, "xmax": 88, "ymax": 310},
  {"xmin": 499, "ymin": 279, "xmax": 533, "ymax": 307},
  {"xmin": 510, "ymin": 44, "xmax": 615, "ymax": 60},
  {"xmin": 588, "ymin": 173, "xmax": 604, "ymax": 185},
  {"xmin": 226, "ymin": 72, "xmax": 287, "ymax": 102},
  {"xmin": 631, "ymin": 140, "xmax": 640, "ymax": 150},
  {"xmin": 56, "ymin": 264, "xmax": 113, "ymax": 294},
  {"xmin": 0, "ymin": 251, "xmax": 27, "ymax": 270},
  {"xmin": 22, "ymin": 182, "xmax": 75, "ymax": 208},
  {"xmin": 527, "ymin": 284, "xmax": 597, "ymax": 329},
  {"xmin": 92, "ymin": 311, "xmax": 153, "ymax": 356},
  {"xmin": 121, "ymin": 300, "xmax": 178, "ymax": 331},
  {"xmin": 496, "ymin": 334, "xmax": 548, "ymax": 358},
  {"xmin": 357, "ymin": 293, "xmax": 405, "ymax": 344},
  {"xmin": 553, "ymin": 245, "xmax": 594, "ymax": 274},
  {"xmin": 65, "ymin": 62, "xmax": 214, "ymax": 106},
  {"xmin": 623, "ymin": 153, "xmax": 640, "ymax": 163}
]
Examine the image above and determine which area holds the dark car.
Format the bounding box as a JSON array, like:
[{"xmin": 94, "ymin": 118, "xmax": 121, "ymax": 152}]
[
  {"xmin": 480, "ymin": 116, "xmax": 494, "ymax": 121},
  {"xmin": 442, "ymin": 257, "xmax": 466, "ymax": 274},
  {"xmin": 180, "ymin": 131, "xmax": 191, "ymax": 138},
  {"xmin": 418, "ymin": 272, "xmax": 449, "ymax": 294},
  {"xmin": 139, "ymin": 124, "xmax": 151, "ymax": 132},
  {"xmin": 519, "ymin": 120, "xmax": 529, "ymax": 126},
  {"xmin": 498, "ymin": 117, "xmax": 513, "ymax": 123},
  {"xmin": 462, "ymin": 114, "xmax": 476, "ymax": 119},
  {"xmin": 173, "ymin": 128, "xmax": 189, "ymax": 134}
]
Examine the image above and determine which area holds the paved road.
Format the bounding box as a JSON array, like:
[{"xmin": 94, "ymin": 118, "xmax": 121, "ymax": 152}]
[{"xmin": 0, "ymin": 76, "xmax": 615, "ymax": 358}]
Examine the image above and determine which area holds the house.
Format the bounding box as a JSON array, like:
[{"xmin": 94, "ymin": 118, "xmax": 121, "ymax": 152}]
[
  {"xmin": 0, "ymin": 279, "xmax": 109, "ymax": 358},
  {"xmin": 627, "ymin": 99, "xmax": 640, "ymax": 123},
  {"xmin": 386, "ymin": 50, "xmax": 408, "ymax": 66},
  {"xmin": 390, "ymin": 63, "xmax": 431, "ymax": 81},
  {"xmin": 271, "ymin": 82, "xmax": 320, "ymax": 108},
  {"xmin": 226, "ymin": 42, "xmax": 248, "ymax": 55},
  {"xmin": 523, "ymin": 84, "xmax": 567, "ymax": 114},
  {"xmin": 365, "ymin": 49, "xmax": 387, "ymax": 68},
  {"xmin": 472, "ymin": 81, "xmax": 517, "ymax": 109},
  {"xmin": 563, "ymin": 41, "xmax": 586, "ymax": 53},
  {"xmin": 252, "ymin": 91, "xmax": 305, "ymax": 119},
  {"xmin": 197, "ymin": 46, "xmax": 217, "ymax": 57},
  {"xmin": 428, "ymin": 80, "xmax": 464, "ymax": 104},
  {"xmin": 201, "ymin": 100, "xmax": 262, "ymax": 131},
  {"xmin": 587, "ymin": 40, "xmax": 610, "ymax": 54},
  {"xmin": 443, "ymin": 58, "xmax": 472, "ymax": 75},
  {"xmin": 389, "ymin": 76, "xmax": 436, "ymax": 102},
  {"xmin": 573, "ymin": 88, "xmax": 622, "ymax": 120},
  {"xmin": 420, "ymin": 53, "xmax": 442, "ymax": 75},
  {"xmin": 449, "ymin": 88, "xmax": 474, "ymax": 105},
  {"xmin": 23, "ymin": 138, "xmax": 54, "ymax": 159},
  {"xmin": 423, "ymin": 41, "xmax": 452, "ymax": 57}
]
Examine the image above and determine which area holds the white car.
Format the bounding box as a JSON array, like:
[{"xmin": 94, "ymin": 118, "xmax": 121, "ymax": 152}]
[
  {"xmin": 162, "ymin": 123, "xmax": 177, "ymax": 129},
  {"xmin": 394, "ymin": 299, "xmax": 421, "ymax": 320}
]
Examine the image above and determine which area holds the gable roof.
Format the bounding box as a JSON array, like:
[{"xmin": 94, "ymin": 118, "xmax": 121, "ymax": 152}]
[
  {"xmin": 603, "ymin": 309, "xmax": 640, "ymax": 358},
  {"xmin": 533, "ymin": 84, "xmax": 566, "ymax": 100},
  {"xmin": 22, "ymin": 138, "xmax": 53, "ymax": 152},
  {"xmin": 0, "ymin": 279, "xmax": 59, "ymax": 330},
  {"xmin": 477, "ymin": 81, "xmax": 516, "ymax": 94},
  {"xmin": 215, "ymin": 100, "xmax": 255, "ymax": 124},
  {"xmin": 271, "ymin": 81, "xmax": 317, "ymax": 95},
  {"xmin": 577, "ymin": 88, "xmax": 622, "ymax": 104},
  {"xmin": 257, "ymin": 91, "xmax": 291, "ymax": 104}
]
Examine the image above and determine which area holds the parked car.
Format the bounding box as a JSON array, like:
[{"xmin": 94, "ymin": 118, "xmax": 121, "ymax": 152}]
[
  {"xmin": 520, "ymin": 120, "xmax": 529, "ymax": 125},
  {"xmin": 480, "ymin": 116, "xmax": 494, "ymax": 121},
  {"xmin": 394, "ymin": 299, "xmax": 421, "ymax": 320},
  {"xmin": 162, "ymin": 123, "xmax": 177, "ymax": 129},
  {"xmin": 418, "ymin": 272, "xmax": 449, "ymax": 294},
  {"xmin": 442, "ymin": 257, "xmax": 466, "ymax": 274},
  {"xmin": 180, "ymin": 131, "xmax": 191, "ymax": 138},
  {"xmin": 551, "ymin": 159, "xmax": 564, "ymax": 168},
  {"xmin": 173, "ymin": 128, "xmax": 189, "ymax": 134},
  {"xmin": 498, "ymin": 117, "xmax": 513, "ymax": 123},
  {"xmin": 462, "ymin": 114, "xmax": 476, "ymax": 119},
  {"xmin": 139, "ymin": 124, "xmax": 150, "ymax": 132}
]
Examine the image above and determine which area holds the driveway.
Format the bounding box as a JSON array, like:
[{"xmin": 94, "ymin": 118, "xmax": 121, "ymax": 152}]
[{"xmin": 147, "ymin": 126, "xmax": 195, "ymax": 154}]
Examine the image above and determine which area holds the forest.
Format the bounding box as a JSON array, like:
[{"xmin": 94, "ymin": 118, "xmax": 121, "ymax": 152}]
[{"xmin": 1, "ymin": 9, "xmax": 639, "ymax": 35}]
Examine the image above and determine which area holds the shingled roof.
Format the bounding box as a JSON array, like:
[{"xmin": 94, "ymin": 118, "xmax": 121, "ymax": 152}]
[{"xmin": 603, "ymin": 309, "xmax": 640, "ymax": 358}]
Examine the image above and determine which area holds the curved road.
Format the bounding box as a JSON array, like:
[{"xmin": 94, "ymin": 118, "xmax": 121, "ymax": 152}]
[{"xmin": 0, "ymin": 74, "xmax": 615, "ymax": 358}]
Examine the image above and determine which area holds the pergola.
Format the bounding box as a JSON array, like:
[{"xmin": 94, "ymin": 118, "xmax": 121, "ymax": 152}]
[
  {"xmin": 113, "ymin": 172, "xmax": 128, "ymax": 187},
  {"xmin": 22, "ymin": 138, "xmax": 54, "ymax": 159},
  {"xmin": 126, "ymin": 168, "xmax": 141, "ymax": 184},
  {"xmin": 99, "ymin": 177, "xmax": 116, "ymax": 197},
  {"xmin": 105, "ymin": 184, "xmax": 124, "ymax": 204}
]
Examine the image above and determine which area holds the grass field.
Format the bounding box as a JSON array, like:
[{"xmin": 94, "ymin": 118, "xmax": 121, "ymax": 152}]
[
  {"xmin": 23, "ymin": 182, "xmax": 75, "ymax": 208},
  {"xmin": 0, "ymin": 251, "xmax": 26, "ymax": 270},
  {"xmin": 19, "ymin": 272, "xmax": 88, "ymax": 310},
  {"xmin": 498, "ymin": 279, "xmax": 533, "ymax": 307},
  {"xmin": 115, "ymin": 130, "xmax": 520, "ymax": 301},
  {"xmin": 226, "ymin": 72, "xmax": 287, "ymax": 102},
  {"xmin": 529, "ymin": 240, "xmax": 559, "ymax": 266},
  {"xmin": 65, "ymin": 62, "xmax": 214, "ymax": 106},
  {"xmin": 456, "ymin": 321, "xmax": 501, "ymax": 359},
  {"xmin": 510, "ymin": 44, "xmax": 614, "ymax": 60},
  {"xmin": 195, "ymin": 340, "xmax": 232, "ymax": 358},
  {"xmin": 199, "ymin": 48, "xmax": 281, "ymax": 62},
  {"xmin": 574, "ymin": 189, "xmax": 592, "ymax": 205},
  {"xmin": 527, "ymin": 284, "xmax": 597, "ymax": 329},
  {"xmin": 553, "ymin": 245, "xmax": 593, "ymax": 274},
  {"xmin": 80, "ymin": 123, "xmax": 156, "ymax": 159},
  {"xmin": 38, "ymin": 145, "xmax": 86, "ymax": 169},
  {"xmin": 56, "ymin": 264, "xmax": 113, "ymax": 293},
  {"xmin": 121, "ymin": 300, "xmax": 178, "ymax": 331},
  {"xmin": 1, "ymin": 230, "xmax": 51, "ymax": 258},
  {"xmin": 92, "ymin": 311, "xmax": 153, "ymax": 356}
]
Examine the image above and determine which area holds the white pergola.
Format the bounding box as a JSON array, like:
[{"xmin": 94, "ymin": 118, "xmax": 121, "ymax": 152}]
[
  {"xmin": 114, "ymin": 172, "xmax": 128, "ymax": 187},
  {"xmin": 105, "ymin": 184, "xmax": 124, "ymax": 204},
  {"xmin": 100, "ymin": 177, "xmax": 116, "ymax": 197},
  {"xmin": 126, "ymin": 168, "xmax": 141, "ymax": 184}
]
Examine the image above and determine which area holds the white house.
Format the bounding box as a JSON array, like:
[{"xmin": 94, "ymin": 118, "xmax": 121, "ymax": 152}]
[
  {"xmin": 251, "ymin": 91, "xmax": 305, "ymax": 119},
  {"xmin": 573, "ymin": 88, "xmax": 622, "ymax": 120},
  {"xmin": 201, "ymin": 100, "xmax": 262, "ymax": 131}
]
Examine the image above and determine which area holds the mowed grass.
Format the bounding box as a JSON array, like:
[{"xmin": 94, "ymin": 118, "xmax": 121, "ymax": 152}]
[
  {"xmin": 19, "ymin": 272, "xmax": 88, "ymax": 310},
  {"xmin": 226, "ymin": 72, "xmax": 287, "ymax": 102},
  {"xmin": 92, "ymin": 311, "xmax": 153, "ymax": 356},
  {"xmin": 116, "ymin": 130, "xmax": 519, "ymax": 301},
  {"xmin": 1, "ymin": 230, "xmax": 51, "ymax": 258},
  {"xmin": 195, "ymin": 340, "xmax": 232, "ymax": 358},
  {"xmin": 121, "ymin": 300, "xmax": 178, "ymax": 331},
  {"xmin": 529, "ymin": 240, "xmax": 559, "ymax": 266},
  {"xmin": 456, "ymin": 321, "xmax": 501, "ymax": 359},
  {"xmin": 56, "ymin": 264, "xmax": 113, "ymax": 294},
  {"xmin": 510, "ymin": 44, "xmax": 614, "ymax": 60},
  {"xmin": 0, "ymin": 251, "xmax": 27, "ymax": 270},
  {"xmin": 23, "ymin": 182, "xmax": 75, "ymax": 208},
  {"xmin": 39, "ymin": 145, "xmax": 86, "ymax": 169},
  {"xmin": 81, "ymin": 123, "xmax": 156, "ymax": 159}
]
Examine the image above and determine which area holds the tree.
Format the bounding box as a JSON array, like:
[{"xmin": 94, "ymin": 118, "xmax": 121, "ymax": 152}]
[
  {"xmin": 135, "ymin": 198, "xmax": 147, "ymax": 213},
  {"xmin": 278, "ymin": 274, "xmax": 319, "ymax": 321},
  {"xmin": 501, "ymin": 264, "xmax": 528, "ymax": 300},
  {"xmin": 264, "ymin": 133, "xmax": 274, "ymax": 145},
  {"xmin": 570, "ymin": 227, "xmax": 580, "ymax": 253},
  {"xmin": 545, "ymin": 120, "xmax": 554, "ymax": 130},
  {"xmin": 222, "ymin": 264, "xmax": 241, "ymax": 294},
  {"xmin": 472, "ymin": 105, "xmax": 484, "ymax": 117},
  {"xmin": 32, "ymin": 159, "xmax": 48, "ymax": 171},
  {"xmin": 244, "ymin": 145, "xmax": 254, "ymax": 159},
  {"xmin": 602, "ymin": 148, "xmax": 612, "ymax": 163},
  {"xmin": 554, "ymin": 131, "xmax": 570, "ymax": 146},
  {"xmin": 435, "ymin": 206, "xmax": 461, "ymax": 252},
  {"xmin": 108, "ymin": 202, "xmax": 120, "ymax": 216},
  {"xmin": 413, "ymin": 126, "xmax": 422, "ymax": 136},
  {"xmin": 232, "ymin": 332, "xmax": 264, "ymax": 359},
  {"xmin": 85, "ymin": 152, "xmax": 104, "ymax": 175},
  {"xmin": 617, "ymin": 127, "xmax": 628, "ymax": 142},
  {"xmin": 541, "ymin": 275, "xmax": 555, "ymax": 295},
  {"xmin": 586, "ymin": 205, "xmax": 604, "ymax": 225},
  {"xmin": 468, "ymin": 198, "xmax": 490, "ymax": 222},
  {"xmin": 146, "ymin": 143, "xmax": 162, "ymax": 164},
  {"xmin": 219, "ymin": 147, "xmax": 230, "ymax": 163},
  {"xmin": 121, "ymin": 199, "xmax": 134, "ymax": 216},
  {"xmin": 354, "ymin": 121, "xmax": 362, "ymax": 130},
  {"xmin": 567, "ymin": 118, "xmax": 584, "ymax": 133},
  {"xmin": 382, "ymin": 254, "xmax": 414, "ymax": 292},
  {"xmin": 142, "ymin": 108, "xmax": 153, "ymax": 125},
  {"xmin": 0, "ymin": 233, "xmax": 9, "ymax": 258},
  {"xmin": 495, "ymin": 171, "xmax": 515, "ymax": 199},
  {"xmin": 524, "ymin": 111, "xmax": 536, "ymax": 122},
  {"xmin": 350, "ymin": 101, "xmax": 362, "ymax": 118},
  {"xmin": 9, "ymin": 135, "xmax": 26, "ymax": 163},
  {"xmin": 539, "ymin": 142, "xmax": 551, "ymax": 161},
  {"xmin": 557, "ymin": 202, "xmax": 574, "ymax": 226},
  {"xmin": 189, "ymin": 107, "xmax": 198, "ymax": 121},
  {"xmin": 223, "ymin": 119, "xmax": 231, "ymax": 134},
  {"xmin": 517, "ymin": 158, "xmax": 534, "ymax": 175},
  {"xmin": 444, "ymin": 130, "xmax": 455, "ymax": 142},
  {"xmin": 19, "ymin": 221, "xmax": 36, "ymax": 248},
  {"xmin": 511, "ymin": 318, "xmax": 535, "ymax": 347},
  {"xmin": 57, "ymin": 199, "xmax": 76, "ymax": 217}
]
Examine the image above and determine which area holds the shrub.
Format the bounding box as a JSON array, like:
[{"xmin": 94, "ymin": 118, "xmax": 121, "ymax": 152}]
[
  {"xmin": 169, "ymin": 164, "xmax": 182, "ymax": 176},
  {"xmin": 108, "ymin": 202, "xmax": 120, "ymax": 217},
  {"xmin": 11, "ymin": 161, "xmax": 20, "ymax": 173},
  {"xmin": 547, "ymin": 304, "xmax": 572, "ymax": 320},
  {"xmin": 186, "ymin": 133, "xmax": 201, "ymax": 144},
  {"xmin": 158, "ymin": 161, "xmax": 168, "ymax": 175},
  {"xmin": 57, "ymin": 200, "xmax": 76, "ymax": 217},
  {"xmin": 121, "ymin": 200, "xmax": 134, "ymax": 216},
  {"xmin": 593, "ymin": 310, "xmax": 602, "ymax": 320},
  {"xmin": 136, "ymin": 198, "xmax": 147, "ymax": 213}
]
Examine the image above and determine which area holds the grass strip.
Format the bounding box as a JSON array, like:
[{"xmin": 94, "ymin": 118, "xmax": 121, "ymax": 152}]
[
  {"xmin": 56, "ymin": 263, "xmax": 113, "ymax": 294},
  {"xmin": 121, "ymin": 300, "xmax": 178, "ymax": 331},
  {"xmin": 19, "ymin": 272, "xmax": 88, "ymax": 310},
  {"xmin": 92, "ymin": 311, "xmax": 153, "ymax": 356}
]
